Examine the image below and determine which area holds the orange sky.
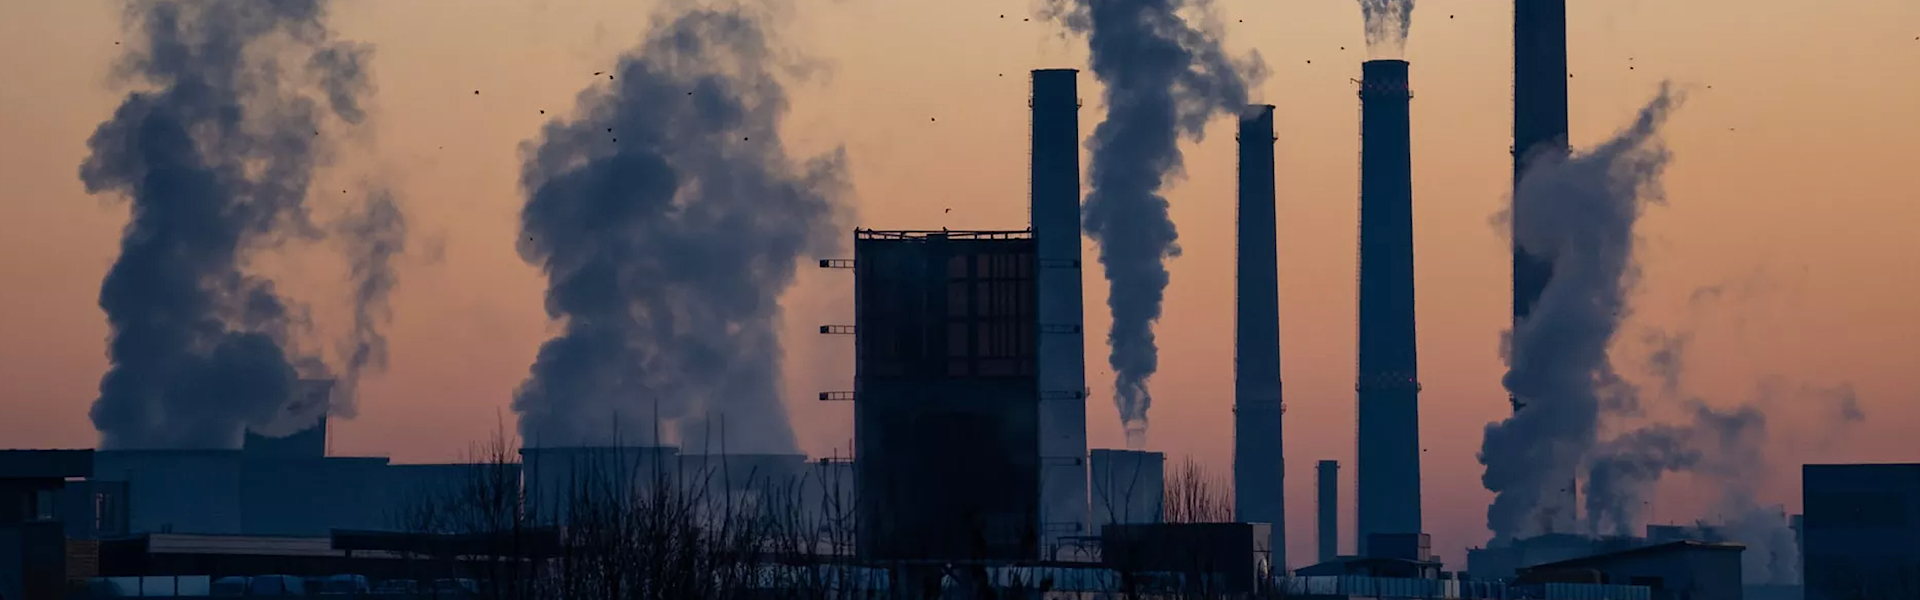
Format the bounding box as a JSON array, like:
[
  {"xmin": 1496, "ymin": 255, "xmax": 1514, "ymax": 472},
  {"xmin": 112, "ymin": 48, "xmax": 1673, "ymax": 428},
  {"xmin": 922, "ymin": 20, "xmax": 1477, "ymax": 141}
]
[{"xmin": 2, "ymin": 0, "xmax": 1917, "ymax": 568}]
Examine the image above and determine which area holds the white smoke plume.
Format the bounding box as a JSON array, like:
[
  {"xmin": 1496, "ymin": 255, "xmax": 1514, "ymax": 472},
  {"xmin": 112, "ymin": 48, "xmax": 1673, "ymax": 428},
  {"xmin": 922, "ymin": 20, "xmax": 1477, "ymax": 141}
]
[
  {"xmin": 1478, "ymin": 83, "xmax": 1684, "ymax": 543},
  {"xmin": 1042, "ymin": 0, "xmax": 1267, "ymax": 448},
  {"xmin": 512, "ymin": 3, "xmax": 850, "ymax": 452},
  {"xmin": 1357, "ymin": 0, "xmax": 1415, "ymax": 58}
]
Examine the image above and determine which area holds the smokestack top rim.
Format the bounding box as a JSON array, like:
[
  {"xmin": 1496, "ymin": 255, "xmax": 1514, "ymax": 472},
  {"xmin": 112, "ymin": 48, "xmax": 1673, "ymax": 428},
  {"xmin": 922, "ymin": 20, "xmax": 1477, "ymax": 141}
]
[{"xmin": 1031, "ymin": 68, "xmax": 1081, "ymax": 75}]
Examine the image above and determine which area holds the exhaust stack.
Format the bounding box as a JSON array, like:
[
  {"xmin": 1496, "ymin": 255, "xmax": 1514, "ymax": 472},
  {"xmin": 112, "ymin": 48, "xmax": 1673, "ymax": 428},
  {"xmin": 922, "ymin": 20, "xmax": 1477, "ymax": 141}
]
[
  {"xmin": 1318, "ymin": 459, "xmax": 1340, "ymax": 562},
  {"xmin": 1031, "ymin": 68, "xmax": 1091, "ymax": 546},
  {"xmin": 1356, "ymin": 59, "xmax": 1423, "ymax": 556},
  {"xmin": 1233, "ymin": 105, "xmax": 1285, "ymax": 568}
]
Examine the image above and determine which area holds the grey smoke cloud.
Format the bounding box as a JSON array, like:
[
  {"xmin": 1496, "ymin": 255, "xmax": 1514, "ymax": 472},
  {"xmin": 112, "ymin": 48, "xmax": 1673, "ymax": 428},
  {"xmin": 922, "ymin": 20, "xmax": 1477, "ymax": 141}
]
[
  {"xmin": 513, "ymin": 5, "xmax": 849, "ymax": 453},
  {"xmin": 1357, "ymin": 0, "xmax": 1415, "ymax": 58},
  {"xmin": 332, "ymin": 191, "xmax": 407, "ymax": 418},
  {"xmin": 1042, "ymin": 0, "xmax": 1267, "ymax": 448},
  {"xmin": 80, "ymin": 0, "xmax": 377, "ymax": 449},
  {"xmin": 1478, "ymin": 83, "xmax": 1683, "ymax": 542}
]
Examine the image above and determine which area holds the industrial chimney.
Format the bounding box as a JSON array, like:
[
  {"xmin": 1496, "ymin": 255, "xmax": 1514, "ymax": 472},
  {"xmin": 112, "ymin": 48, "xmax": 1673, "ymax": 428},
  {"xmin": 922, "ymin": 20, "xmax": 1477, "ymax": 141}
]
[
  {"xmin": 1317, "ymin": 459, "xmax": 1339, "ymax": 563},
  {"xmin": 1233, "ymin": 104, "xmax": 1285, "ymax": 568},
  {"xmin": 1513, "ymin": 0, "xmax": 1577, "ymax": 536},
  {"xmin": 1356, "ymin": 59, "xmax": 1422, "ymax": 557},
  {"xmin": 1030, "ymin": 68, "xmax": 1092, "ymax": 547}
]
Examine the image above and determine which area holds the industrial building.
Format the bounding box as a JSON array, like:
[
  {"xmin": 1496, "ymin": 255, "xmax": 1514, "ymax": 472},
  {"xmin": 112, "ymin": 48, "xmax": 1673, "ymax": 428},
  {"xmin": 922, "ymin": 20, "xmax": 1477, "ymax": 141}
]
[
  {"xmin": 0, "ymin": 450, "xmax": 92, "ymax": 600},
  {"xmin": 1090, "ymin": 449, "xmax": 1164, "ymax": 534},
  {"xmin": 1518, "ymin": 541, "xmax": 1746, "ymax": 600},
  {"xmin": 1355, "ymin": 58, "xmax": 1424, "ymax": 557},
  {"xmin": 851, "ymin": 228, "xmax": 1042, "ymax": 562},
  {"xmin": 1233, "ymin": 103, "xmax": 1287, "ymax": 566},
  {"xmin": 1802, "ymin": 463, "xmax": 1920, "ymax": 600}
]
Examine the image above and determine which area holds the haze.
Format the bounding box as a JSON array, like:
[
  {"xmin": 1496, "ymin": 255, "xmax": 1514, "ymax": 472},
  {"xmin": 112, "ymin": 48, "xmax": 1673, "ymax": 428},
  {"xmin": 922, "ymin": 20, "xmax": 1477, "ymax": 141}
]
[{"xmin": 2, "ymin": 0, "xmax": 1917, "ymax": 567}]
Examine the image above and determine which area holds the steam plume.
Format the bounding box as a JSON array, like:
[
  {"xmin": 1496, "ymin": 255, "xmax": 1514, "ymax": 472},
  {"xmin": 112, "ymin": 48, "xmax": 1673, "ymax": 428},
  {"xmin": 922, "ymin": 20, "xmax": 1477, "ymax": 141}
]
[
  {"xmin": 1357, "ymin": 0, "xmax": 1415, "ymax": 58},
  {"xmin": 332, "ymin": 191, "xmax": 406, "ymax": 418},
  {"xmin": 1043, "ymin": 0, "xmax": 1266, "ymax": 448},
  {"xmin": 1478, "ymin": 84, "xmax": 1683, "ymax": 542},
  {"xmin": 513, "ymin": 5, "xmax": 848, "ymax": 453},
  {"xmin": 80, "ymin": 0, "xmax": 376, "ymax": 449}
]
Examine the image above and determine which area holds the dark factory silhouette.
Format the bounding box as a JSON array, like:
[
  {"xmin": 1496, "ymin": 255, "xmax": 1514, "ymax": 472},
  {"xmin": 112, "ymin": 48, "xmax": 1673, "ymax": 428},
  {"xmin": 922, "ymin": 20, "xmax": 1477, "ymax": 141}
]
[{"xmin": 0, "ymin": 0, "xmax": 1907, "ymax": 599}]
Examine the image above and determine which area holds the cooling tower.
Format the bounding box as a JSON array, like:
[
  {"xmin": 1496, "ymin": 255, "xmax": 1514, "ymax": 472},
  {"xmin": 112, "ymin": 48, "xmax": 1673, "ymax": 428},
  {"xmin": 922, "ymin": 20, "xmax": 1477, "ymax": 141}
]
[
  {"xmin": 1090, "ymin": 449, "xmax": 1165, "ymax": 534},
  {"xmin": 1514, "ymin": 0, "xmax": 1577, "ymax": 535},
  {"xmin": 1233, "ymin": 105, "xmax": 1285, "ymax": 568},
  {"xmin": 1356, "ymin": 59, "xmax": 1422, "ymax": 556},
  {"xmin": 1318, "ymin": 459, "xmax": 1339, "ymax": 563},
  {"xmin": 1031, "ymin": 68, "xmax": 1092, "ymax": 544}
]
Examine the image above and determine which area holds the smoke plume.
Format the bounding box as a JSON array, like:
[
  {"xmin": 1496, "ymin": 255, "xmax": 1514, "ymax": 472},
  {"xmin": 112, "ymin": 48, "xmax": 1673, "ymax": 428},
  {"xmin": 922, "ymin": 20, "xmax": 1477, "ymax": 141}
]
[
  {"xmin": 79, "ymin": 0, "xmax": 378, "ymax": 449},
  {"xmin": 1478, "ymin": 84, "xmax": 1683, "ymax": 542},
  {"xmin": 1043, "ymin": 0, "xmax": 1266, "ymax": 448},
  {"xmin": 1357, "ymin": 0, "xmax": 1415, "ymax": 58},
  {"xmin": 332, "ymin": 191, "xmax": 406, "ymax": 418},
  {"xmin": 513, "ymin": 5, "xmax": 848, "ymax": 453}
]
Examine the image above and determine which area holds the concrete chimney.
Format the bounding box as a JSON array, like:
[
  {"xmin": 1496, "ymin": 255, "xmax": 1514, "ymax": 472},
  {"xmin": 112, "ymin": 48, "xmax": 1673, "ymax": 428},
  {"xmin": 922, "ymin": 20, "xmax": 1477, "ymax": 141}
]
[
  {"xmin": 1233, "ymin": 104, "xmax": 1285, "ymax": 569},
  {"xmin": 1513, "ymin": 0, "xmax": 1578, "ymax": 536},
  {"xmin": 1356, "ymin": 59, "xmax": 1422, "ymax": 556},
  {"xmin": 1030, "ymin": 68, "xmax": 1091, "ymax": 546},
  {"xmin": 1318, "ymin": 460, "xmax": 1339, "ymax": 563}
]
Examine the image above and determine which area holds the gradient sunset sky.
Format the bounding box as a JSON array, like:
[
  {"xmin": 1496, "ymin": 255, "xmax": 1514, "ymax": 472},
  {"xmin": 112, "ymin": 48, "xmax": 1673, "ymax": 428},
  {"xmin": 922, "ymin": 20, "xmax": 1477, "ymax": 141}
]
[{"xmin": 2, "ymin": 0, "xmax": 1917, "ymax": 567}]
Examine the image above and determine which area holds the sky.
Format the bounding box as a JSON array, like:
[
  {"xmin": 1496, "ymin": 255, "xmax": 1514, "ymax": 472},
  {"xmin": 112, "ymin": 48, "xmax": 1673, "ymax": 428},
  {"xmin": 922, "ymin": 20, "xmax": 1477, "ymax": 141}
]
[{"xmin": 2, "ymin": 0, "xmax": 1918, "ymax": 568}]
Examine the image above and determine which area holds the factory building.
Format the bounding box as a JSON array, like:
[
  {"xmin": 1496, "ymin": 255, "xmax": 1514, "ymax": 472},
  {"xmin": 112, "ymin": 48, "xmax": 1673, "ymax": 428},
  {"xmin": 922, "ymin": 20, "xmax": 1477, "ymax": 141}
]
[
  {"xmin": 1356, "ymin": 58, "xmax": 1424, "ymax": 557},
  {"xmin": 1233, "ymin": 104, "xmax": 1287, "ymax": 568},
  {"xmin": 0, "ymin": 450, "xmax": 92, "ymax": 600},
  {"xmin": 1090, "ymin": 449, "xmax": 1164, "ymax": 535},
  {"xmin": 1802, "ymin": 463, "xmax": 1920, "ymax": 600},
  {"xmin": 1518, "ymin": 541, "xmax": 1746, "ymax": 600},
  {"xmin": 852, "ymin": 229, "xmax": 1042, "ymax": 561}
]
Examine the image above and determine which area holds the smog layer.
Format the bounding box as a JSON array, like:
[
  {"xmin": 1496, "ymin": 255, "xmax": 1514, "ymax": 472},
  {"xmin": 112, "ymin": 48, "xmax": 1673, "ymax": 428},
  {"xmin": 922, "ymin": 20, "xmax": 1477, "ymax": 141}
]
[
  {"xmin": 512, "ymin": 3, "xmax": 850, "ymax": 453},
  {"xmin": 1043, "ymin": 0, "xmax": 1265, "ymax": 448}
]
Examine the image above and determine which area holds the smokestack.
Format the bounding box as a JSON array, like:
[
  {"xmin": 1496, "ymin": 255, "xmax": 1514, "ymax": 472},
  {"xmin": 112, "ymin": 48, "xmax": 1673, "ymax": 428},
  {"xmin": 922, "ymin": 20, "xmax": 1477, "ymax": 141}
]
[
  {"xmin": 1513, "ymin": 0, "xmax": 1574, "ymax": 536},
  {"xmin": 1356, "ymin": 59, "xmax": 1422, "ymax": 556},
  {"xmin": 1046, "ymin": 0, "xmax": 1267, "ymax": 449},
  {"xmin": 1233, "ymin": 104, "xmax": 1285, "ymax": 567},
  {"xmin": 1031, "ymin": 68, "xmax": 1092, "ymax": 544},
  {"xmin": 1318, "ymin": 460, "xmax": 1340, "ymax": 563}
]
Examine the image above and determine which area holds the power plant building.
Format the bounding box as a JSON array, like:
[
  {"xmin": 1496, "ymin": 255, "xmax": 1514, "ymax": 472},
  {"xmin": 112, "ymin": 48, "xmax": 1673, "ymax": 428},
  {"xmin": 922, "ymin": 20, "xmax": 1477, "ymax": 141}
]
[
  {"xmin": 1802, "ymin": 463, "xmax": 1920, "ymax": 600},
  {"xmin": 1090, "ymin": 449, "xmax": 1164, "ymax": 534},
  {"xmin": 1030, "ymin": 68, "xmax": 1092, "ymax": 545},
  {"xmin": 852, "ymin": 229, "xmax": 1042, "ymax": 561},
  {"xmin": 1356, "ymin": 59, "xmax": 1423, "ymax": 555},
  {"xmin": 1233, "ymin": 104, "xmax": 1287, "ymax": 568}
]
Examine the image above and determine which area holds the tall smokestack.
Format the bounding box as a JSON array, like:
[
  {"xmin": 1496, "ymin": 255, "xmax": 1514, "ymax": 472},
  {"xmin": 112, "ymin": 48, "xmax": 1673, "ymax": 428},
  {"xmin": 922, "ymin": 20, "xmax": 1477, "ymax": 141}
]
[
  {"xmin": 1031, "ymin": 68, "xmax": 1092, "ymax": 545},
  {"xmin": 1513, "ymin": 0, "xmax": 1574, "ymax": 535},
  {"xmin": 1356, "ymin": 59, "xmax": 1422, "ymax": 556},
  {"xmin": 1233, "ymin": 104, "xmax": 1285, "ymax": 568},
  {"xmin": 1318, "ymin": 459, "xmax": 1340, "ymax": 563}
]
